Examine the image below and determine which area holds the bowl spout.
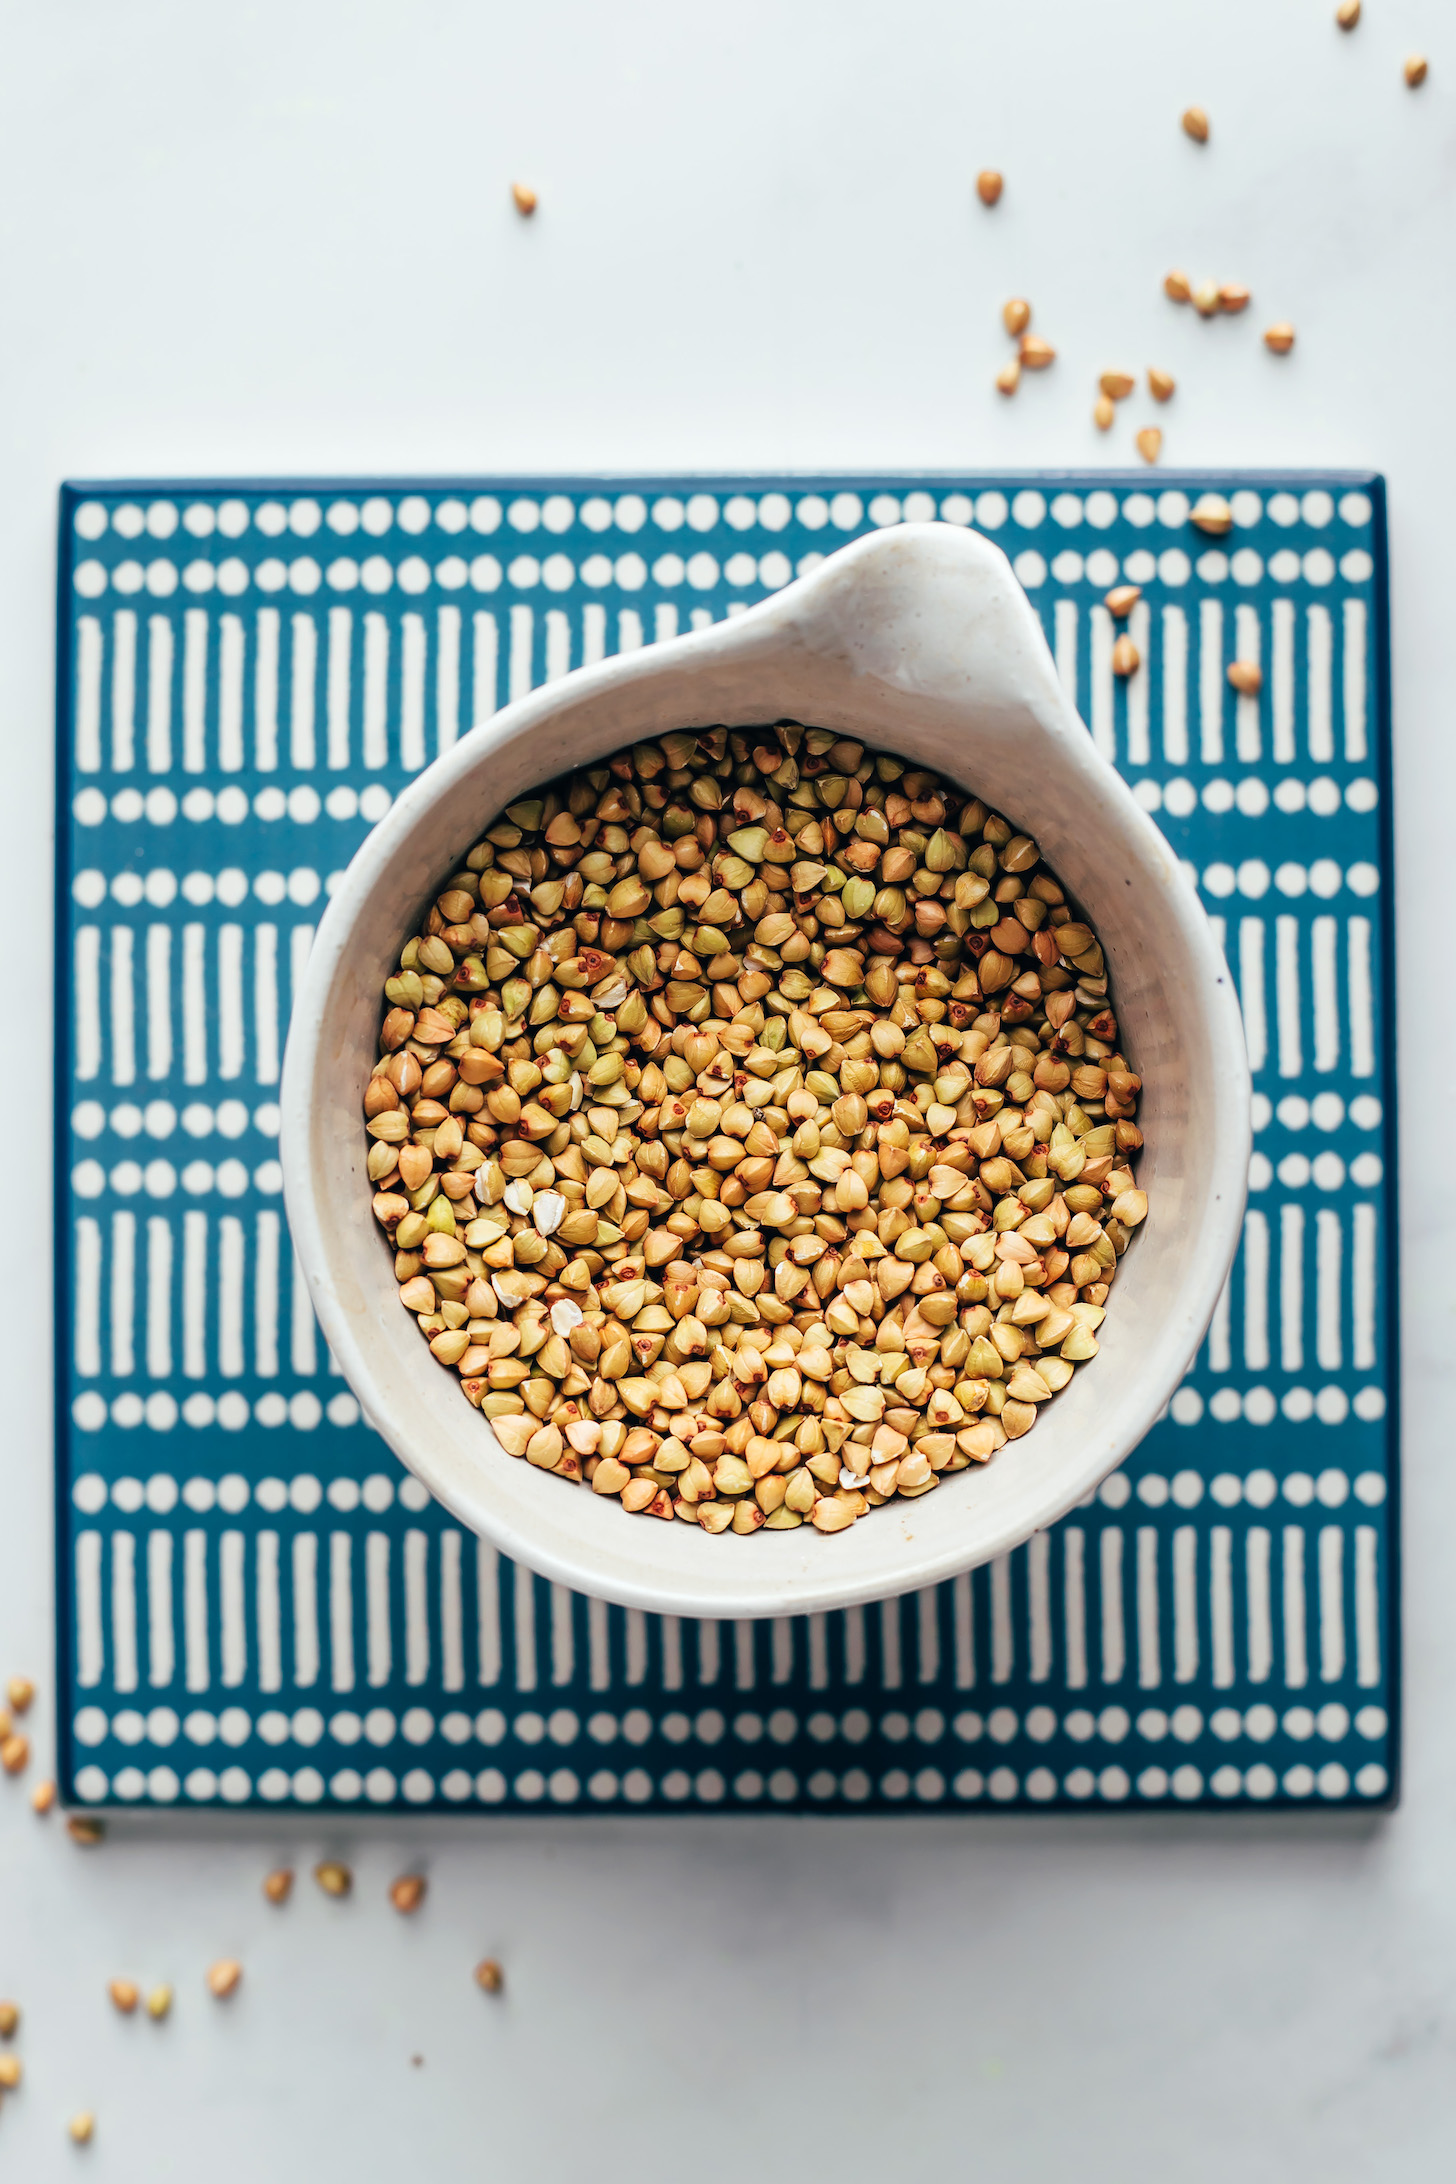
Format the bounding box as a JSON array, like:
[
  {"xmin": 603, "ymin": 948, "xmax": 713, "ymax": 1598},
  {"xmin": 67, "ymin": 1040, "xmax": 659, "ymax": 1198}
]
[{"xmin": 783, "ymin": 521, "xmax": 1073, "ymax": 737}]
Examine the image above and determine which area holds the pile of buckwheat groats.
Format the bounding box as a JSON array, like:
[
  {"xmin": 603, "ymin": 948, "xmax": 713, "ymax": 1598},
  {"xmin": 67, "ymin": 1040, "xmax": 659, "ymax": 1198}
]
[{"xmin": 363, "ymin": 725, "xmax": 1147, "ymax": 1537}]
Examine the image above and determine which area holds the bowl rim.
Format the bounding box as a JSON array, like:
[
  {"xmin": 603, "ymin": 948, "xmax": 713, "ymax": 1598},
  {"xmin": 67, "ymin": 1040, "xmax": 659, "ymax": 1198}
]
[{"xmin": 281, "ymin": 523, "xmax": 1251, "ymax": 1618}]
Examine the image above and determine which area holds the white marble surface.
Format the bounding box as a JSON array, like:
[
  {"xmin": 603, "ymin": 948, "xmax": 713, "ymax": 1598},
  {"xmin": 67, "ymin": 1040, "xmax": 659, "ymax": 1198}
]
[{"xmin": 2, "ymin": 2, "xmax": 1452, "ymax": 2175}]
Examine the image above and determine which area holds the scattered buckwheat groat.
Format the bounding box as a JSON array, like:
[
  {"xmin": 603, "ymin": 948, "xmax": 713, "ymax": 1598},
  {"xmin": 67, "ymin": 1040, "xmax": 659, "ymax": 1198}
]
[
  {"xmin": 391, "ymin": 1876, "xmax": 427, "ymax": 1914},
  {"xmin": 1264, "ymin": 322, "xmax": 1295, "ymax": 354},
  {"xmin": 69, "ymin": 2110, "xmax": 95, "ymax": 2144},
  {"xmin": 976, "ymin": 169, "xmax": 1003, "ymax": 205},
  {"xmin": 1227, "ymin": 662, "xmax": 1264, "ymax": 695},
  {"xmin": 475, "ymin": 1959, "xmax": 504, "ymax": 1994},
  {"xmin": 366, "ymin": 728, "xmax": 1147, "ymax": 1538},
  {"xmin": 1181, "ymin": 105, "xmax": 1210, "ymax": 142},
  {"xmin": 1404, "ymin": 55, "xmax": 1427, "ymax": 87},
  {"xmin": 1135, "ymin": 428, "xmax": 1163, "ymax": 464},
  {"xmin": 1190, "ymin": 494, "xmax": 1234, "ymax": 536},
  {"xmin": 206, "ymin": 1960, "xmax": 241, "ymax": 2000},
  {"xmin": 263, "ymin": 1868, "xmax": 294, "ymax": 1904},
  {"xmin": 511, "ymin": 182, "xmax": 538, "ymax": 215},
  {"xmin": 315, "ymin": 1861, "xmax": 352, "ymax": 1898}
]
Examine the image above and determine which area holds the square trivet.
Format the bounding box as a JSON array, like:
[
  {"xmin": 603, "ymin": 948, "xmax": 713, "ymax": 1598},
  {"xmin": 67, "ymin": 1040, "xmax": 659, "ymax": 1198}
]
[{"xmin": 54, "ymin": 470, "xmax": 1396, "ymax": 1815}]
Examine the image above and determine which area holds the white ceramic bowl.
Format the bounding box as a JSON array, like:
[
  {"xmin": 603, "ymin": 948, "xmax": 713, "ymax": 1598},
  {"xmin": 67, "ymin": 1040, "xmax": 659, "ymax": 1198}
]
[{"xmin": 281, "ymin": 522, "xmax": 1249, "ymax": 1622}]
